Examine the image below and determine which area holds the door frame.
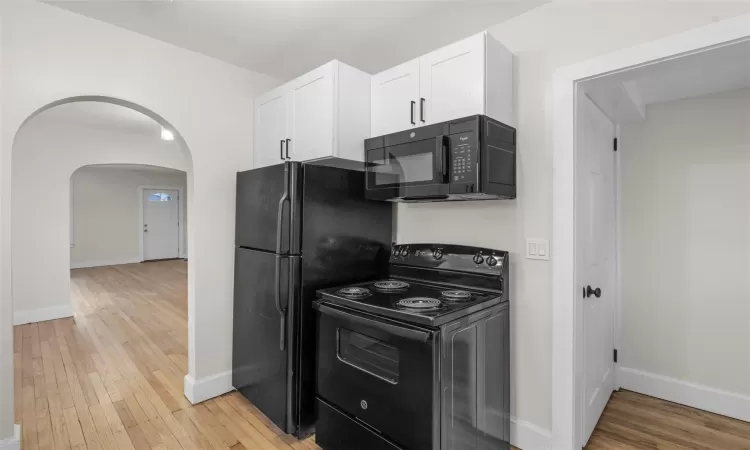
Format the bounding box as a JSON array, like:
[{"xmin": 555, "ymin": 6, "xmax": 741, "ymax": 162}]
[
  {"xmin": 551, "ymin": 14, "xmax": 750, "ymax": 450},
  {"xmin": 138, "ymin": 185, "xmax": 186, "ymax": 261}
]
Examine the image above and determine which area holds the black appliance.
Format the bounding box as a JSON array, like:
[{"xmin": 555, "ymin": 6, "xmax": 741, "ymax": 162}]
[
  {"xmin": 365, "ymin": 115, "xmax": 516, "ymax": 202},
  {"xmin": 315, "ymin": 243, "xmax": 511, "ymax": 450},
  {"xmin": 232, "ymin": 161, "xmax": 392, "ymax": 438}
]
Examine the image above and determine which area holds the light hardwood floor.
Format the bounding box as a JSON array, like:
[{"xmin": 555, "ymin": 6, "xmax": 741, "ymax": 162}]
[
  {"xmin": 14, "ymin": 261, "xmax": 320, "ymax": 450},
  {"xmin": 585, "ymin": 389, "xmax": 750, "ymax": 449},
  {"xmin": 15, "ymin": 261, "xmax": 750, "ymax": 449}
]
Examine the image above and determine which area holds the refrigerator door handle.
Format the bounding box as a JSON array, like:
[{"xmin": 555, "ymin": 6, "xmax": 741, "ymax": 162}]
[
  {"xmin": 274, "ymin": 254, "xmax": 287, "ymax": 351},
  {"xmin": 285, "ymin": 256, "xmax": 299, "ymax": 432},
  {"xmin": 276, "ymin": 164, "xmax": 291, "ymax": 254}
]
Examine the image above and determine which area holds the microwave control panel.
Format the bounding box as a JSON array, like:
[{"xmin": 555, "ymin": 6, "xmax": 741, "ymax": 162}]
[{"xmin": 450, "ymin": 131, "xmax": 477, "ymax": 184}]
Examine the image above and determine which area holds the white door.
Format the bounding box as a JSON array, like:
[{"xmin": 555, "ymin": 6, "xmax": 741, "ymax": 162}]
[
  {"xmin": 254, "ymin": 86, "xmax": 288, "ymax": 168},
  {"xmin": 419, "ymin": 33, "xmax": 485, "ymax": 125},
  {"xmin": 287, "ymin": 61, "xmax": 334, "ymax": 162},
  {"xmin": 371, "ymin": 59, "xmax": 420, "ymax": 136},
  {"xmin": 577, "ymin": 94, "xmax": 617, "ymax": 445},
  {"xmin": 143, "ymin": 189, "xmax": 180, "ymax": 261}
]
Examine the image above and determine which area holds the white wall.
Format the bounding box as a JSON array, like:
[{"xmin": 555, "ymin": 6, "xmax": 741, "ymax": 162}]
[
  {"xmin": 12, "ymin": 120, "xmax": 189, "ymax": 324},
  {"xmin": 0, "ymin": 0, "xmax": 278, "ymax": 434},
  {"xmin": 71, "ymin": 166, "xmax": 188, "ymax": 268},
  {"xmin": 620, "ymin": 88, "xmax": 750, "ymax": 395},
  {"xmin": 0, "ymin": 15, "xmax": 10, "ymax": 444},
  {"xmin": 396, "ymin": 2, "xmax": 750, "ymax": 442}
]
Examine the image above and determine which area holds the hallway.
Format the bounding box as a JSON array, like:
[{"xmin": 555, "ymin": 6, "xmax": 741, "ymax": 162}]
[{"xmin": 14, "ymin": 261, "xmax": 320, "ymax": 450}]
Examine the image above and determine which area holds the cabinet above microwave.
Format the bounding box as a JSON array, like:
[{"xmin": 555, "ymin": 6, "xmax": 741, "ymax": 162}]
[{"xmin": 370, "ymin": 32, "xmax": 514, "ymax": 137}]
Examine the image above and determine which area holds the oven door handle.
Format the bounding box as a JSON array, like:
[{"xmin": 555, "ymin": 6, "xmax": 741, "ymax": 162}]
[{"xmin": 317, "ymin": 304, "xmax": 431, "ymax": 343}]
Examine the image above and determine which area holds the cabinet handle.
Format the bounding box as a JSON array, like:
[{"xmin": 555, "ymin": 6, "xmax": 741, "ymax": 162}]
[
  {"xmin": 280, "ymin": 140, "xmax": 285, "ymax": 160},
  {"xmin": 420, "ymin": 98, "xmax": 425, "ymax": 123},
  {"xmin": 410, "ymin": 101, "xmax": 416, "ymax": 125},
  {"xmin": 285, "ymin": 139, "xmax": 291, "ymax": 159}
]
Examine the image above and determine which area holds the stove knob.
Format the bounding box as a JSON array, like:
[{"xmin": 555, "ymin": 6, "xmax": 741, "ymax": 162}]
[
  {"xmin": 392, "ymin": 246, "xmax": 400, "ymax": 257},
  {"xmin": 433, "ymin": 248, "xmax": 444, "ymax": 260},
  {"xmin": 473, "ymin": 254, "xmax": 484, "ymax": 265},
  {"xmin": 402, "ymin": 246, "xmax": 410, "ymax": 257},
  {"xmin": 487, "ymin": 256, "xmax": 498, "ymax": 267}
]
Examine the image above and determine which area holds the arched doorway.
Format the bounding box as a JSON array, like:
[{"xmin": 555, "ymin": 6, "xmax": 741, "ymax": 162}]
[
  {"xmin": 9, "ymin": 98, "xmax": 196, "ymax": 439},
  {"xmin": 11, "ymin": 98, "xmax": 192, "ymax": 318}
]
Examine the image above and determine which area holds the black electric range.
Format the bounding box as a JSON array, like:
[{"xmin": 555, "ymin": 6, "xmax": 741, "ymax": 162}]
[
  {"xmin": 314, "ymin": 243, "xmax": 511, "ymax": 450},
  {"xmin": 316, "ymin": 276, "xmax": 503, "ymax": 327}
]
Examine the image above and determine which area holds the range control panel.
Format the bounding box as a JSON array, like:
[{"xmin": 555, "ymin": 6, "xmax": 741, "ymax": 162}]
[
  {"xmin": 450, "ymin": 131, "xmax": 477, "ymax": 183},
  {"xmin": 390, "ymin": 243, "xmax": 507, "ymax": 274}
]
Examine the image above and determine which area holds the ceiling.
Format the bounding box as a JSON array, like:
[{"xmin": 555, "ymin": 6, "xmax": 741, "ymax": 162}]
[
  {"xmin": 43, "ymin": 0, "xmax": 546, "ymax": 80},
  {"xmin": 583, "ymin": 39, "xmax": 750, "ymax": 122},
  {"xmin": 31, "ymin": 101, "xmax": 163, "ymax": 137}
]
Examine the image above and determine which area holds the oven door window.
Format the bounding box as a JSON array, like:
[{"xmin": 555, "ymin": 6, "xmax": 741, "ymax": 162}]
[
  {"xmin": 367, "ymin": 138, "xmax": 443, "ymax": 188},
  {"xmin": 338, "ymin": 328, "xmax": 399, "ymax": 384}
]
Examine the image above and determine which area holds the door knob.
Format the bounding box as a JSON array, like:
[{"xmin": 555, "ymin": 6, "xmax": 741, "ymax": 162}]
[{"xmin": 585, "ymin": 285, "xmax": 602, "ymax": 298}]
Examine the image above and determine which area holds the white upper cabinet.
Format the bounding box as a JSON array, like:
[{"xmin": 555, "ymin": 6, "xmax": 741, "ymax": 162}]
[
  {"xmin": 253, "ymin": 60, "xmax": 370, "ymax": 169},
  {"xmin": 286, "ymin": 63, "xmax": 335, "ymax": 162},
  {"xmin": 254, "ymin": 86, "xmax": 288, "ymax": 168},
  {"xmin": 370, "ymin": 31, "xmax": 513, "ymax": 137},
  {"xmin": 371, "ymin": 59, "xmax": 420, "ymax": 137},
  {"xmin": 419, "ymin": 33, "xmax": 486, "ymax": 125}
]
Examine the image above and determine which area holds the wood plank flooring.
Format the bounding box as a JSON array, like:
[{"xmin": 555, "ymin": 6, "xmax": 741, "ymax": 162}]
[
  {"xmin": 14, "ymin": 261, "xmax": 320, "ymax": 450},
  {"xmin": 14, "ymin": 260, "xmax": 750, "ymax": 449},
  {"xmin": 585, "ymin": 390, "xmax": 750, "ymax": 449}
]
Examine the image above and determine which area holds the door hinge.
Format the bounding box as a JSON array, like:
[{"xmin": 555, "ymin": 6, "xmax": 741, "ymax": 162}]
[
  {"xmin": 613, "ymin": 137, "xmax": 618, "ymax": 152},
  {"xmin": 613, "ymin": 349, "xmax": 618, "ymax": 363}
]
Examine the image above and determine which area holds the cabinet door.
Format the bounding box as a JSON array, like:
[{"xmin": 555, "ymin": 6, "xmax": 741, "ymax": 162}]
[
  {"xmin": 254, "ymin": 86, "xmax": 288, "ymax": 168},
  {"xmin": 419, "ymin": 33, "xmax": 486, "ymax": 125},
  {"xmin": 371, "ymin": 59, "xmax": 420, "ymax": 137},
  {"xmin": 287, "ymin": 62, "xmax": 334, "ymax": 162}
]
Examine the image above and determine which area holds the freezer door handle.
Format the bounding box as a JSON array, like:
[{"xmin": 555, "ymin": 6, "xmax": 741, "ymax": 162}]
[{"xmin": 275, "ymin": 164, "xmax": 291, "ymax": 254}]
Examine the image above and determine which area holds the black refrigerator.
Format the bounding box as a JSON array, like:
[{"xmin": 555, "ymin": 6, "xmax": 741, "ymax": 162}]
[{"xmin": 232, "ymin": 161, "xmax": 392, "ymax": 439}]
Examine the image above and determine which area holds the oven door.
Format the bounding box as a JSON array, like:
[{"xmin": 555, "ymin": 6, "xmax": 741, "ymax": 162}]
[
  {"xmin": 366, "ymin": 135, "xmax": 449, "ymax": 200},
  {"xmin": 316, "ymin": 303, "xmax": 439, "ymax": 450}
]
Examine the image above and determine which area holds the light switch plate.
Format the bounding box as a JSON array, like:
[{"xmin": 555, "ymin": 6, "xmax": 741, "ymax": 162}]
[{"xmin": 526, "ymin": 238, "xmax": 550, "ymax": 260}]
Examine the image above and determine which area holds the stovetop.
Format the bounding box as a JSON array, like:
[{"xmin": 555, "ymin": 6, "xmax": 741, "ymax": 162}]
[{"xmin": 316, "ymin": 277, "xmax": 503, "ymax": 327}]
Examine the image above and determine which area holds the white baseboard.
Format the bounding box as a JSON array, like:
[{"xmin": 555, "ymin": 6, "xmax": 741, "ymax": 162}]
[
  {"xmin": 619, "ymin": 366, "xmax": 750, "ymax": 423},
  {"xmin": 184, "ymin": 371, "xmax": 234, "ymax": 404},
  {"xmin": 14, "ymin": 304, "xmax": 73, "ymax": 325},
  {"xmin": 511, "ymin": 416, "xmax": 551, "ymax": 450},
  {"xmin": 0, "ymin": 425, "xmax": 20, "ymax": 450},
  {"xmin": 70, "ymin": 258, "xmax": 142, "ymax": 269}
]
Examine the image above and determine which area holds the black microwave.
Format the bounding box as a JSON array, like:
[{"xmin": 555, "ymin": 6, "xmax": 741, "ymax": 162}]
[{"xmin": 364, "ymin": 115, "xmax": 516, "ymax": 202}]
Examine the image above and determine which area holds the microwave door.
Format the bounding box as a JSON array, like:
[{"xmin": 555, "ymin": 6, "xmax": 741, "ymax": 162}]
[{"xmin": 366, "ymin": 136, "xmax": 449, "ymax": 199}]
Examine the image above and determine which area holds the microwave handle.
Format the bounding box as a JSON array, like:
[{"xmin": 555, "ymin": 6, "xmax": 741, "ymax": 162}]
[{"xmin": 436, "ymin": 135, "xmax": 448, "ymax": 180}]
